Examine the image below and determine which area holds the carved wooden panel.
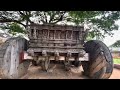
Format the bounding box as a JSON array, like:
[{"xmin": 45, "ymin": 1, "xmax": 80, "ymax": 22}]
[
  {"xmin": 60, "ymin": 31, "xmax": 66, "ymax": 39},
  {"xmin": 36, "ymin": 29, "xmax": 39, "ymax": 38},
  {"xmin": 43, "ymin": 29, "xmax": 48, "ymax": 39},
  {"xmin": 31, "ymin": 29, "xmax": 34, "ymax": 37},
  {"xmin": 38, "ymin": 30, "xmax": 43, "ymax": 39},
  {"xmin": 67, "ymin": 31, "xmax": 72, "ymax": 39},
  {"xmin": 55, "ymin": 30, "xmax": 61, "ymax": 39},
  {"xmin": 49, "ymin": 30, "xmax": 54, "ymax": 40},
  {"xmin": 73, "ymin": 31, "xmax": 79, "ymax": 40},
  {"xmin": 29, "ymin": 24, "xmax": 85, "ymax": 54}
]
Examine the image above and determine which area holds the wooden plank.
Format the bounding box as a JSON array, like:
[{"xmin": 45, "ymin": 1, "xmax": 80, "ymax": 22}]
[
  {"xmin": 0, "ymin": 50, "xmax": 6, "ymax": 57},
  {"xmin": 27, "ymin": 48, "xmax": 82, "ymax": 54},
  {"xmin": 29, "ymin": 41, "xmax": 79, "ymax": 44},
  {"xmin": 29, "ymin": 45, "xmax": 83, "ymax": 49},
  {"xmin": 1, "ymin": 37, "xmax": 30, "ymax": 79},
  {"xmin": 33, "ymin": 27, "xmax": 37, "ymax": 39},
  {"xmin": 0, "ymin": 54, "xmax": 4, "ymax": 58},
  {"xmin": 30, "ymin": 39, "xmax": 78, "ymax": 41},
  {"xmin": 90, "ymin": 60, "xmax": 106, "ymax": 77}
]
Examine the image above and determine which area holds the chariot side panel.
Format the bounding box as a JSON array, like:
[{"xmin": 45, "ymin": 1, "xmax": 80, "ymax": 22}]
[{"xmin": 28, "ymin": 24, "xmax": 85, "ymax": 57}]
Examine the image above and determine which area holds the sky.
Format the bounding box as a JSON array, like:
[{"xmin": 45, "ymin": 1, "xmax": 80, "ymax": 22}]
[{"xmin": 103, "ymin": 20, "xmax": 120, "ymax": 46}]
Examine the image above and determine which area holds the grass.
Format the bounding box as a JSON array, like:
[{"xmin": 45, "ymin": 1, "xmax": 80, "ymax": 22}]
[{"xmin": 113, "ymin": 58, "xmax": 120, "ymax": 64}]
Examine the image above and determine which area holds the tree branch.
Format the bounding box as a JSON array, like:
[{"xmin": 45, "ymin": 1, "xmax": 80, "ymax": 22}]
[
  {"xmin": 43, "ymin": 12, "xmax": 48, "ymax": 23},
  {"xmin": 51, "ymin": 11, "xmax": 66, "ymax": 24},
  {"xmin": 38, "ymin": 12, "xmax": 46, "ymax": 24},
  {"xmin": 49, "ymin": 12, "xmax": 56, "ymax": 23},
  {"xmin": 18, "ymin": 11, "xmax": 33, "ymax": 24},
  {"xmin": 0, "ymin": 19, "xmax": 26, "ymax": 27}
]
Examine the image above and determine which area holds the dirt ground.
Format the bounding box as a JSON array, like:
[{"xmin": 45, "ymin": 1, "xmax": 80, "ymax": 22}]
[
  {"xmin": 0, "ymin": 63, "xmax": 119, "ymax": 79},
  {"xmin": 21, "ymin": 63, "xmax": 120, "ymax": 79}
]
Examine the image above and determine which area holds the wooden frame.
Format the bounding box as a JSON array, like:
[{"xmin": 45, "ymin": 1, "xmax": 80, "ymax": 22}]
[{"xmin": 27, "ymin": 24, "xmax": 85, "ymax": 57}]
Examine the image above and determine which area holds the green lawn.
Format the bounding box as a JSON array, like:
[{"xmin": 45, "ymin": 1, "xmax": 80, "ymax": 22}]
[{"xmin": 113, "ymin": 58, "xmax": 120, "ymax": 64}]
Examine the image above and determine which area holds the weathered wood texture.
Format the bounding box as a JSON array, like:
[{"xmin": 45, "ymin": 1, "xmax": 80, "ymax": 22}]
[
  {"xmin": 0, "ymin": 37, "xmax": 30, "ymax": 79},
  {"xmin": 28, "ymin": 24, "xmax": 85, "ymax": 55}
]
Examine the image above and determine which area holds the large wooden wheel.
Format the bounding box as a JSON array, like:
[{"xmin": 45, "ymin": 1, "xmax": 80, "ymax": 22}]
[
  {"xmin": 0, "ymin": 37, "xmax": 30, "ymax": 79},
  {"xmin": 82, "ymin": 40, "xmax": 113, "ymax": 79}
]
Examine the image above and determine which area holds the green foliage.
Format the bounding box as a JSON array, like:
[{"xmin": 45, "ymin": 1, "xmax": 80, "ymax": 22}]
[
  {"xmin": 1, "ymin": 23, "xmax": 26, "ymax": 35},
  {"xmin": 114, "ymin": 58, "xmax": 120, "ymax": 64},
  {"xmin": 0, "ymin": 11, "xmax": 120, "ymax": 39},
  {"xmin": 69, "ymin": 11, "xmax": 100, "ymax": 24},
  {"xmin": 110, "ymin": 40, "xmax": 120, "ymax": 47},
  {"xmin": 69, "ymin": 11, "xmax": 120, "ymax": 39}
]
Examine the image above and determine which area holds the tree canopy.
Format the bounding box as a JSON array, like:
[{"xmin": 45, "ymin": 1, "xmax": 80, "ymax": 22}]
[{"xmin": 0, "ymin": 11, "xmax": 120, "ymax": 38}]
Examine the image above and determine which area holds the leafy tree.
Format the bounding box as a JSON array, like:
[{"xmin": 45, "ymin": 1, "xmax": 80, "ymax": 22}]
[
  {"xmin": 0, "ymin": 22, "xmax": 26, "ymax": 36},
  {"xmin": 69, "ymin": 11, "xmax": 120, "ymax": 38},
  {"xmin": 0, "ymin": 11, "xmax": 120, "ymax": 39}
]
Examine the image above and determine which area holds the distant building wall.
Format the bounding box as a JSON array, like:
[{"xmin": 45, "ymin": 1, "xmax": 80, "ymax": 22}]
[
  {"xmin": 111, "ymin": 51, "xmax": 120, "ymax": 58},
  {"xmin": 109, "ymin": 47, "xmax": 120, "ymax": 58}
]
